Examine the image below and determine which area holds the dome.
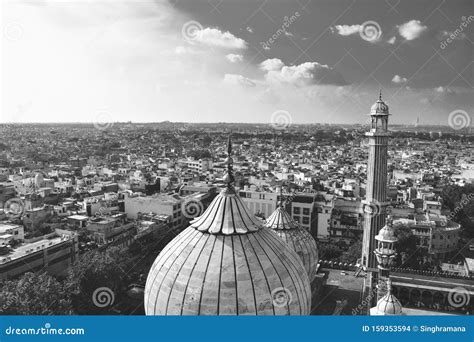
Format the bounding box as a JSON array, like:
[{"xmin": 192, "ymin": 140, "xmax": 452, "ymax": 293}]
[
  {"xmin": 370, "ymin": 91, "xmax": 389, "ymax": 115},
  {"xmin": 375, "ymin": 216, "xmax": 397, "ymax": 243},
  {"xmin": 375, "ymin": 281, "xmax": 402, "ymax": 315},
  {"xmin": 264, "ymin": 205, "xmax": 319, "ymax": 282},
  {"xmin": 144, "ymin": 138, "xmax": 311, "ymax": 315}
]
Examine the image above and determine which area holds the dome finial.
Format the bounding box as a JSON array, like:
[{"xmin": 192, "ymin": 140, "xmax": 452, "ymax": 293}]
[
  {"xmin": 223, "ymin": 134, "xmax": 235, "ymax": 188},
  {"xmin": 379, "ymin": 89, "xmax": 382, "ymax": 101},
  {"xmin": 386, "ymin": 278, "xmax": 392, "ymax": 293},
  {"xmin": 278, "ymin": 186, "xmax": 284, "ymax": 208}
]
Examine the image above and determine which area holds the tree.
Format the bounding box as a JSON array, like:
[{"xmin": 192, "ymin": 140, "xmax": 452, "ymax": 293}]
[
  {"xmin": 340, "ymin": 240, "xmax": 362, "ymax": 264},
  {"xmin": 0, "ymin": 272, "xmax": 72, "ymax": 315},
  {"xmin": 319, "ymin": 242, "xmax": 343, "ymax": 261},
  {"xmin": 66, "ymin": 247, "xmax": 128, "ymax": 314}
]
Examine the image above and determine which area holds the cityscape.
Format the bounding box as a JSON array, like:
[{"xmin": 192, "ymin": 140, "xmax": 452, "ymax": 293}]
[{"xmin": 1, "ymin": 0, "xmax": 473, "ymax": 319}]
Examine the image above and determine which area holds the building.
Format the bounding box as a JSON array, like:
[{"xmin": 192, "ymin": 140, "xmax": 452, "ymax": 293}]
[
  {"xmin": 238, "ymin": 186, "xmax": 278, "ymax": 218},
  {"xmin": 394, "ymin": 213, "xmax": 461, "ymax": 257},
  {"xmin": 86, "ymin": 213, "xmax": 135, "ymax": 247},
  {"xmin": 361, "ymin": 92, "xmax": 391, "ymax": 306},
  {"xmin": 0, "ymin": 229, "xmax": 78, "ymax": 281},
  {"xmin": 0, "ymin": 223, "xmax": 24, "ymax": 248},
  {"xmin": 124, "ymin": 193, "xmax": 184, "ymax": 228}
]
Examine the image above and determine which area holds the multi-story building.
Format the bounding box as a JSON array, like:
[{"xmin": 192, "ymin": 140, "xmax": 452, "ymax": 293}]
[
  {"xmin": 394, "ymin": 213, "xmax": 461, "ymax": 257},
  {"xmin": 0, "ymin": 229, "xmax": 78, "ymax": 281},
  {"xmin": 238, "ymin": 186, "xmax": 278, "ymax": 218},
  {"xmin": 124, "ymin": 193, "xmax": 184, "ymax": 228},
  {"xmin": 86, "ymin": 213, "xmax": 135, "ymax": 247},
  {"xmin": 0, "ymin": 223, "xmax": 24, "ymax": 246}
]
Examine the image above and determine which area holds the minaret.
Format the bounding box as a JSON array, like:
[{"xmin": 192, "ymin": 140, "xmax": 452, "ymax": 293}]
[{"xmin": 362, "ymin": 91, "xmax": 391, "ymax": 305}]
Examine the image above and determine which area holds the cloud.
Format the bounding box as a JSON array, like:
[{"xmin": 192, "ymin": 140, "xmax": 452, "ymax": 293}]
[
  {"xmin": 246, "ymin": 26, "xmax": 253, "ymax": 33},
  {"xmin": 226, "ymin": 53, "xmax": 243, "ymax": 63},
  {"xmin": 195, "ymin": 28, "xmax": 247, "ymax": 49},
  {"xmin": 387, "ymin": 36, "xmax": 396, "ymax": 44},
  {"xmin": 435, "ymin": 86, "xmax": 454, "ymax": 94},
  {"xmin": 398, "ymin": 20, "xmax": 428, "ymax": 41},
  {"xmin": 331, "ymin": 24, "xmax": 361, "ymax": 36},
  {"xmin": 259, "ymin": 58, "xmax": 347, "ymax": 86},
  {"xmin": 260, "ymin": 58, "xmax": 285, "ymax": 72},
  {"xmin": 392, "ymin": 75, "xmax": 408, "ymax": 84},
  {"xmin": 223, "ymin": 74, "xmax": 256, "ymax": 87}
]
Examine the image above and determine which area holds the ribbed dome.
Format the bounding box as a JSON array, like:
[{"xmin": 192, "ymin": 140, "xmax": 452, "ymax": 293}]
[
  {"xmin": 144, "ymin": 138, "xmax": 311, "ymax": 315},
  {"xmin": 264, "ymin": 206, "xmax": 319, "ymax": 282},
  {"xmin": 375, "ymin": 281, "xmax": 402, "ymax": 315},
  {"xmin": 370, "ymin": 91, "xmax": 389, "ymax": 115}
]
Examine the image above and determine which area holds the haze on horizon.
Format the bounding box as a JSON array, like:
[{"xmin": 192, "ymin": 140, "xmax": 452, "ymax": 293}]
[{"xmin": 2, "ymin": 0, "xmax": 473, "ymax": 127}]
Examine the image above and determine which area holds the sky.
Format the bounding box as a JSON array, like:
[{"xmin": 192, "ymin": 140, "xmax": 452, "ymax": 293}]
[{"xmin": 1, "ymin": 0, "xmax": 473, "ymax": 125}]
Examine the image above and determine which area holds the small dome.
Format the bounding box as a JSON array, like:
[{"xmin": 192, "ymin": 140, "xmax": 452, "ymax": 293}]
[
  {"xmin": 144, "ymin": 138, "xmax": 311, "ymax": 315},
  {"xmin": 375, "ymin": 216, "xmax": 397, "ymax": 243},
  {"xmin": 375, "ymin": 281, "xmax": 402, "ymax": 315},
  {"xmin": 370, "ymin": 91, "xmax": 389, "ymax": 115},
  {"xmin": 264, "ymin": 205, "xmax": 319, "ymax": 282}
]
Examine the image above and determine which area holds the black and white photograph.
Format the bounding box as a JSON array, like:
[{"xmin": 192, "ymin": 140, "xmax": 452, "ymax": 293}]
[{"xmin": 1, "ymin": 0, "xmax": 473, "ymax": 326}]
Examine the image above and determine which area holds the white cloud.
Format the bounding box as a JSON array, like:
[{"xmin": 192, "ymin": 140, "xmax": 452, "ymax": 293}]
[
  {"xmin": 195, "ymin": 27, "xmax": 247, "ymax": 49},
  {"xmin": 259, "ymin": 58, "xmax": 285, "ymax": 72},
  {"xmin": 392, "ymin": 75, "xmax": 407, "ymax": 84},
  {"xmin": 226, "ymin": 53, "xmax": 243, "ymax": 63},
  {"xmin": 259, "ymin": 58, "xmax": 346, "ymax": 86},
  {"xmin": 246, "ymin": 26, "xmax": 253, "ymax": 33},
  {"xmin": 435, "ymin": 86, "xmax": 454, "ymax": 94},
  {"xmin": 223, "ymin": 74, "xmax": 256, "ymax": 87},
  {"xmin": 398, "ymin": 20, "xmax": 428, "ymax": 41},
  {"xmin": 387, "ymin": 36, "xmax": 396, "ymax": 44},
  {"xmin": 332, "ymin": 24, "xmax": 361, "ymax": 36}
]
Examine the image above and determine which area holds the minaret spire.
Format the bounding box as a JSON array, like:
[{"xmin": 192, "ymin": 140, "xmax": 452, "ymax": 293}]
[{"xmin": 223, "ymin": 134, "xmax": 235, "ymax": 189}]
